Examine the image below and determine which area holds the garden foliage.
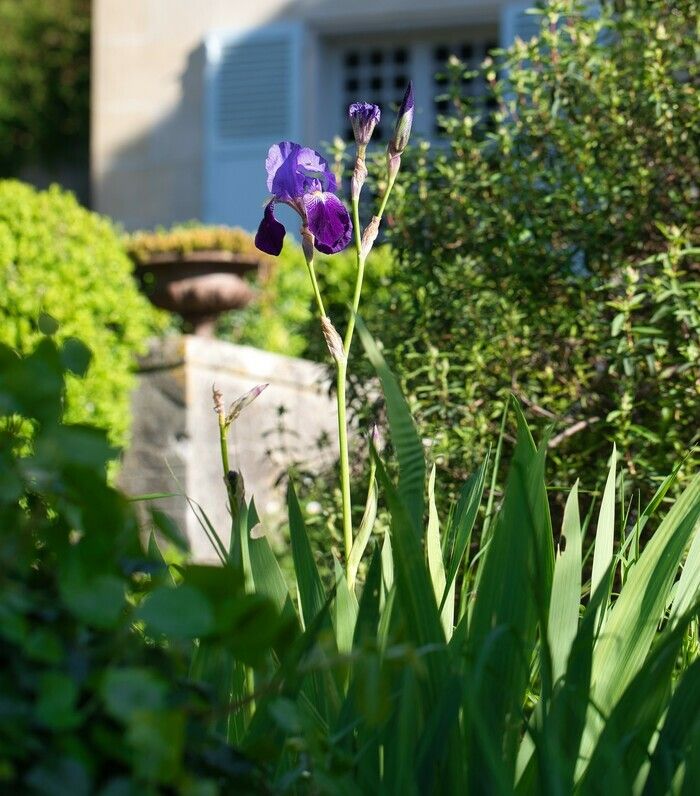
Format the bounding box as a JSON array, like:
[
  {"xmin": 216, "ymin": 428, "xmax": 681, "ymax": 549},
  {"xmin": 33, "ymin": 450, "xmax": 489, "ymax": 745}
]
[
  {"xmin": 0, "ymin": 337, "xmax": 290, "ymax": 793},
  {"xmin": 2, "ymin": 329, "xmax": 698, "ymax": 793},
  {"xmin": 372, "ymin": 0, "xmax": 699, "ymax": 504},
  {"xmin": 0, "ymin": 180, "xmax": 165, "ymax": 448}
]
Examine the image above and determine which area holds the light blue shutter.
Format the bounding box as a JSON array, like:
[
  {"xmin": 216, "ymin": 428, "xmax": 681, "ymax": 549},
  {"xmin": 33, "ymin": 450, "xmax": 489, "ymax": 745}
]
[
  {"xmin": 500, "ymin": 2, "xmax": 543, "ymax": 48},
  {"xmin": 203, "ymin": 23, "xmax": 304, "ymax": 231}
]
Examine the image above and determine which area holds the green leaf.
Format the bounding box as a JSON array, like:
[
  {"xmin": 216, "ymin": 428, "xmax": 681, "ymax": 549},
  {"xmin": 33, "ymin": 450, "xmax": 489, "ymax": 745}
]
[
  {"xmin": 287, "ymin": 481, "xmax": 326, "ymax": 630},
  {"xmin": 641, "ymin": 655, "xmax": 700, "ymax": 795},
  {"xmin": 150, "ymin": 508, "xmax": 189, "ymax": 552},
  {"xmin": 101, "ymin": 667, "xmax": 167, "ymax": 722},
  {"xmin": 590, "ymin": 444, "xmax": 617, "ymax": 614},
  {"xmin": 357, "ymin": 318, "xmax": 425, "ymax": 535},
  {"xmin": 581, "ymin": 470, "xmax": 700, "ymax": 771},
  {"xmin": 373, "ymin": 449, "xmax": 446, "ymax": 685},
  {"xmin": 38, "ymin": 311, "xmax": 59, "ymax": 335},
  {"xmin": 426, "ymin": 464, "xmax": 453, "ymax": 638},
  {"xmin": 137, "ymin": 584, "xmax": 214, "ymax": 638},
  {"xmin": 35, "ymin": 672, "xmax": 80, "ymax": 730},
  {"xmin": 60, "ymin": 337, "xmax": 92, "ymax": 376},
  {"xmin": 441, "ymin": 456, "xmax": 488, "ymax": 614},
  {"xmin": 333, "ymin": 558, "xmax": 358, "ymax": 654},
  {"xmin": 61, "ymin": 574, "xmax": 125, "ymax": 629},
  {"xmin": 348, "ymin": 474, "xmax": 378, "ymax": 589},
  {"xmin": 547, "ymin": 480, "xmax": 583, "ymax": 683},
  {"xmin": 669, "ymin": 519, "xmax": 700, "ymax": 624},
  {"xmin": 579, "ymin": 617, "xmax": 692, "ymax": 791},
  {"xmin": 466, "ymin": 402, "xmax": 552, "ymax": 783}
]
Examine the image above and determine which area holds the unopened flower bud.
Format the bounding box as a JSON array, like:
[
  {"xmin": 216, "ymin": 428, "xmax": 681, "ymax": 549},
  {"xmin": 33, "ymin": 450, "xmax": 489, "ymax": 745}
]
[
  {"xmin": 388, "ymin": 82, "xmax": 414, "ymax": 158},
  {"xmin": 213, "ymin": 384, "xmax": 225, "ymax": 416},
  {"xmin": 320, "ymin": 316, "xmax": 346, "ymax": 365},
  {"xmin": 349, "ymin": 102, "xmax": 381, "ymax": 147},
  {"xmin": 370, "ymin": 423, "xmax": 384, "ymax": 452}
]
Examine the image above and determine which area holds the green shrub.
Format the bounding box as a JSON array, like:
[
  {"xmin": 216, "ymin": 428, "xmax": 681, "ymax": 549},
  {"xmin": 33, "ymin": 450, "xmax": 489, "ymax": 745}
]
[
  {"xmin": 375, "ymin": 0, "xmax": 699, "ymax": 507},
  {"xmin": 0, "ymin": 337, "xmax": 287, "ymax": 792},
  {"xmin": 0, "ymin": 180, "xmax": 166, "ymax": 448}
]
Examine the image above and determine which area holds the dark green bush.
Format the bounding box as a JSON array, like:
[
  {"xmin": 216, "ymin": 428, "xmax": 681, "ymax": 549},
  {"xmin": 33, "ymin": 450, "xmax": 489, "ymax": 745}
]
[
  {"xmin": 0, "ymin": 180, "xmax": 166, "ymax": 448},
  {"xmin": 0, "ymin": 337, "xmax": 286, "ymax": 793},
  {"xmin": 0, "ymin": 0, "xmax": 90, "ymax": 173},
  {"xmin": 377, "ymin": 0, "xmax": 699, "ymax": 506}
]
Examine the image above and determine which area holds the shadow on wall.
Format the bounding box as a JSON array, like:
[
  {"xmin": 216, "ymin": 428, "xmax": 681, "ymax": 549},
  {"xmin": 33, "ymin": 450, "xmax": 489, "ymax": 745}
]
[
  {"xmin": 93, "ymin": 0, "xmax": 319, "ymax": 232},
  {"xmin": 94, "ymin": 0, "xmax": 486, "ymax": 231}
]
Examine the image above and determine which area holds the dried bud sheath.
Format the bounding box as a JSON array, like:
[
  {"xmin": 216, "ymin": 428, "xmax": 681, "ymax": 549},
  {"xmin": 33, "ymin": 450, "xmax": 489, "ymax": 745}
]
[
  {"xmin": 321, "ymin": 316, "xmax": 346, "ymax": 365},
  {"xmin": 361, "ymin": 216, "xmax": 381, "ymax": 259}
]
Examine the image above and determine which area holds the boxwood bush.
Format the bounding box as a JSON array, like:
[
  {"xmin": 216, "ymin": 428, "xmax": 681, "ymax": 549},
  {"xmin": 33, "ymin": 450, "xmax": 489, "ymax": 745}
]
[{"xmin": 0, "ymin": 180, "xmax": 165, "ymax": 448}]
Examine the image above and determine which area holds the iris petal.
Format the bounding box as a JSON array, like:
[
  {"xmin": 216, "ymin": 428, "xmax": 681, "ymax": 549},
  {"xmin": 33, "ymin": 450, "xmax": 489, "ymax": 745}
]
[
  {"xmin": 255, "ymin": 201, "xmax": 286, "ymax": 256},
  {"xmin": 266, "ymin": 141, "xmax": 304, "ymax": 201},
  {"xmin": 304, "ymin": 192, "xmax": 353, "ymax": 255}
]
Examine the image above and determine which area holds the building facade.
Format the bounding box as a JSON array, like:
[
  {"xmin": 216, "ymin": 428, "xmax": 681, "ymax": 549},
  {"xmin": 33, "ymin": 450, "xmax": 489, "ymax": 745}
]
[{"xmin": 92, "ymin": 0, "xmax": 538, "ymax": 232}]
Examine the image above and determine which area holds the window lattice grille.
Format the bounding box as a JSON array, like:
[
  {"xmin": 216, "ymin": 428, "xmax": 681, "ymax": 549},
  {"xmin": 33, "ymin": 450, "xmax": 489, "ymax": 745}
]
[{"xmin": 340, "ymin": 47, "xmax": 412, "ymax": 142}]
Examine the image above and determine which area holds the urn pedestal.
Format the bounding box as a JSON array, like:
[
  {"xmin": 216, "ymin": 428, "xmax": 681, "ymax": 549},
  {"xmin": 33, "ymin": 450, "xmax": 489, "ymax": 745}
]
[{"xmin": 136, "ymin": 251, "xmax": 261, "ymax": 336}]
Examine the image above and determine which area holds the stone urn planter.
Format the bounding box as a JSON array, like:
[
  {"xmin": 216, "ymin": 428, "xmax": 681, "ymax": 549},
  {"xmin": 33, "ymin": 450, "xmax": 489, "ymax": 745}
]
[{"xmin": 128, "ymin": 227, "xmax": 270, "ymax": 336}]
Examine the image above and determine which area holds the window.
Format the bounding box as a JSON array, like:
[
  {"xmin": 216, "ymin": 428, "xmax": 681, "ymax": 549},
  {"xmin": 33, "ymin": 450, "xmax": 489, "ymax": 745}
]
[
  {"xmin": 340, "ymin": 46, "xmax": 412, "ymax": 143},
  {"xmin": 333, "ymin": 29, "xmax": 498, "ymax": 144}
]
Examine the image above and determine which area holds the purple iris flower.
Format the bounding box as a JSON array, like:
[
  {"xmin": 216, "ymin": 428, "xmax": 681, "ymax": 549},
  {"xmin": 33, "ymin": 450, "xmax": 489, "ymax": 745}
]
[{"xmin": 255, "ymin": 141, "xmax": 352, "ymax": 257}]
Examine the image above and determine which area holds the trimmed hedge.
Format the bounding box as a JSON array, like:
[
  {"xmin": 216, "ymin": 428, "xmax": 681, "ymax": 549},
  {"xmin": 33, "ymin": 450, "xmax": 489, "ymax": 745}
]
[{"xmin": 0, "ymin": 180, "xmax": 166, "ymax": 447}]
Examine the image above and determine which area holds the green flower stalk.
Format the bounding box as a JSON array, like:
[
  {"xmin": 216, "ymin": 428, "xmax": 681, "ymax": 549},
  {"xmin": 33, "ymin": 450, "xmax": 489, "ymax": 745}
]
[{"xmin": 253, "ymin": 85, "xmax": 413, "ymax": 584}]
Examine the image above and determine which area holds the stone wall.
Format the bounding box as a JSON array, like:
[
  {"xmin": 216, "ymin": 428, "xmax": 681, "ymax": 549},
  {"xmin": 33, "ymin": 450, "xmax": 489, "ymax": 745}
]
[{"xmin": 120, "ymin": 335, "xmax": 338, "ymax": 561}]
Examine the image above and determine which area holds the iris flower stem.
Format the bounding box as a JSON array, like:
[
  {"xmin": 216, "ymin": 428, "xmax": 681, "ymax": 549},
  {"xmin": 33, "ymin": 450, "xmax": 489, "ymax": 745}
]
[
  {"xmin": 305, "ymin": 257, "xmax": 326, "ymax": 318},
  {"xmin": 218, "ymin": 413, "xmax": 230, "ymax": 480},
  {"xmin": 343, "ymin": 196, "xmax": 366, "ymax": 354},
  {"xmin": 336, "ymin": 360, "xmax": 353, "ymax": 567},
  {"xmin": 335, "ymin": 175, "xmax": 398, "ymax": 583}
]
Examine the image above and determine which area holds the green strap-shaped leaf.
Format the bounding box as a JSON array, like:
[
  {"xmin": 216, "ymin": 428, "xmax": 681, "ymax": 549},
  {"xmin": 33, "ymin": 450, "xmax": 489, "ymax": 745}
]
[
  {"xmin": 579, "ymin": 616, "xmax": 693, "ymax": 791},
  {"xmin": 466, "ymin": 402, "xmax": 552, "ymax": 782},
  {"xmin": 641, "ymin": 654, "xmax": 700, "ymax": 795},
  {"xmin": 581, "ymin": 470, "xmax": 700, "ymax": 770},
  {"xmin": 426, "ymin": 464, "xmax": 452, "ymax": 638},
  {"xmin": 333, "ymin": 558, "xmax": 358, "ymax": 654},
  {"xmin": 357, "ymin": 317, "xmax": 425, "ymax": 536},
  {"xmin": 347, "ymin": 474, "xmax": 378, "ymax": 589},
  {"xmin": 440, "ymin": 457, "xmax": 488, "ymax": 615},
  {"xmin": 547, "ymin": 480, "xmax": 583, "ymax": 684},
  {"xmin": 590, "ymin": 444, "xmax": 617, "ymax": 613},
  {"xmin": 287, "ymin": 481, "xmax": 326, "ymax": 630}
]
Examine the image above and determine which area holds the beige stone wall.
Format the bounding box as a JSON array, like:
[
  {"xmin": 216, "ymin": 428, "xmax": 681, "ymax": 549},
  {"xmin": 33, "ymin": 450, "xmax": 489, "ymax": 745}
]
[
  {"xmin": 91, "ymin": 0, "xmax": 504, "ymax": 230},
  {"xmin": 120, "ymin": 335, "xmax": 340, "ymax": 562}
]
